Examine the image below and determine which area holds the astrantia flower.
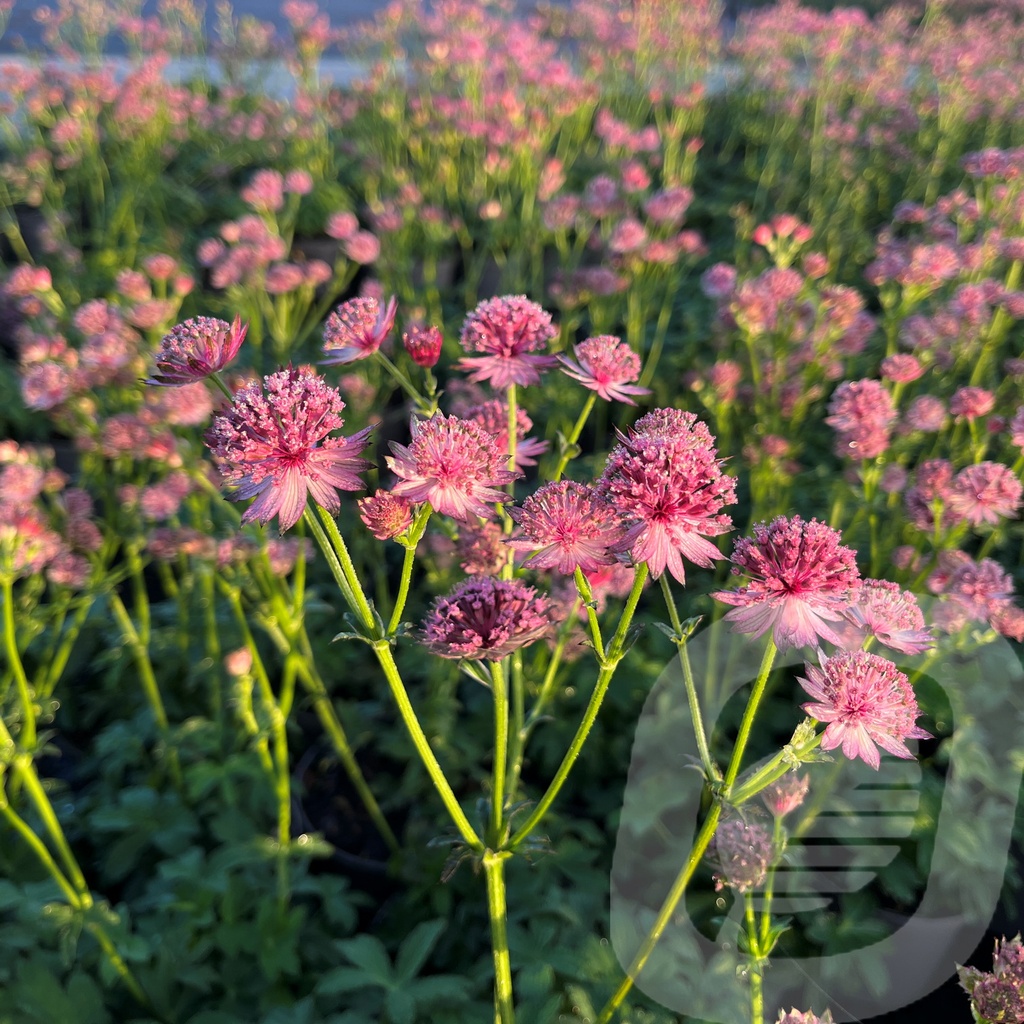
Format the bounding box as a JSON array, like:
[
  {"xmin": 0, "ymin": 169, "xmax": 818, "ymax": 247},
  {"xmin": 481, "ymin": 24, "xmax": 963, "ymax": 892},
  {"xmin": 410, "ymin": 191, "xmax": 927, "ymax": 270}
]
[
  {"xmin": 386, "ymin": 413, "xmax": 518, "ymax": 522},
  {"xmin": 711, "ymin": 816, "xmax": 774, "ymax": 893},
  {"xmin": 713, "ymin": 516, "xmax": 861, "ymax": 651},
  {"xmin": 457, "ymin": 295, "xmax": 558, "ymax": 388},
  {"xmin": 839, "ymin": 579, "xmax": 934, "ymax": 655},
  {"xmin": 205, "ymin": 366, "xmax": 371, "ymax": 531},
  {"xmin": 420, "ymin": 576, "xmax": 553, "ymax": 660},
  {"xmin": 761, "ymin": 772, "xmax": 810, "ymax": 818},
  {"xmin": 556, "ymin": 335, "xmax": 651, "ymax": 405},
  {"xmin": 776, "ymin": 1009, "xmax": 834, "ymax": 1024},
  {"xmin": 462, "ymin": 399, "xmax": 549, "ymax": 469},
  {"xmin": 402, "ymin": 324, "xmax": 444, "ymax": 368},
  {"xmin": 825, "ymin": 379, "xmax": 896, "ymax": 460},
  {"xmin": 358, "ymin": 489, "xmax": 413, "ymax": 540},
  {"xmin": 959, "ymin": 935, "xmax": 1024, "ymax": 1024},
  {"xmin": 321, "ymin": 296, "xmax": 397, "ymax": 364},
  {"xmin": 946, "ymin": 461, "xmax": 1023, "ymax": 526},
  {"xmin": 508, "ymin": 481, "xmax": 626, "ymax": 574},
  {"xmin": 599, "ymin": 409, "xmax": 735, "ymax": 584},
  {"xmin": 146, "ymin": 315, "xmax": 247, "ymax": 386},
  {"xmin": 798, "ymin": 650, "xmax": 930, "ymax": 770}
]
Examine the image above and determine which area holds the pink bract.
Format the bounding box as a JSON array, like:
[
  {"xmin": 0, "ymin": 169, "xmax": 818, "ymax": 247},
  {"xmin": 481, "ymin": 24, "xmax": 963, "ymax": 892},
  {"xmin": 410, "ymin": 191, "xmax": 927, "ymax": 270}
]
[
  {"xmin": 386, "ymin": 413, "xmax": 518, "ymax": 522},
  {"xmin": 798, "ymin": 650, "xmax": 930, "ymax": 771},
  {"xmin": 146, "ymin": 315, "xmax": 247, "ymax": 386},
  {"xmin": 713, "ymin": 516, "xmax": 861, "ymax": 651},
  {"xmin": 204, "ymin": 366, "xmax": 371, "ymax": 532},
  {"xmin": 457, "ymin": 295, "xmax": 558, "ymax": 388}
]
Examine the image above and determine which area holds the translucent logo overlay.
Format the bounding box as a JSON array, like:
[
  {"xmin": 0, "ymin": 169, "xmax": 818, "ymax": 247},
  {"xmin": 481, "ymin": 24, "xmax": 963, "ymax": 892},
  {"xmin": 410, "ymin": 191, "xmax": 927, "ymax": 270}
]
[{"xmin": 610, "ymin": 608, "xmax": 1024, "ymax": 1022}]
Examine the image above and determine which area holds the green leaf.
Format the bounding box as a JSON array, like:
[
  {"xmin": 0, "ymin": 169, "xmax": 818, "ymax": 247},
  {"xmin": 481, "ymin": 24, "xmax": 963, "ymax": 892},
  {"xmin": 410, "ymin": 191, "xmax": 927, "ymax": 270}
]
[
  {"xmin": 384, "ymin": 987, "xmax": 416, "ymax": 1024},
  {"xmin": 315, "ymin": 966, "xmax": 377, "ymax": 996},
  {"xmin": 394, "ymin": 920, "xmax": 445, "ymax": 984},
  {"xmin": 337, "ymin": 934, "xmax": 394, "ymax": 986}
]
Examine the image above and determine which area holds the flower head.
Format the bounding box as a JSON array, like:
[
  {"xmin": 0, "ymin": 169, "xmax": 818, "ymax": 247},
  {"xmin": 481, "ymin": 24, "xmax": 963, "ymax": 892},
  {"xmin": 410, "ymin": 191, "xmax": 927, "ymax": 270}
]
[
  {"xmin": 387, "ymin": 413, "xmax": 518, "ymax": 522},
  {"xmin": 599, "ymin": 409, "xmax": 735, "ymax": 584},
  {"xmin": 839, "ymin": 579, "xmax": 934, "ymax": 655},
  {"xmin": 403, "ymin": 324, "xmax": 444, "ymax": 368},
  {"xmin": 711, "ymin": 815, "xmax": 774, "ymax": 893},
  {"xmin": 713, "ymin": 516, "xmax": 861, "ymax": 651},
  {"xmin": 457, "ymin": 295, "xmax": 558, "ymax": 388},
  {"xmin": 508, "ymin": 481, "xmax": 626, "ymax": 574},
  {"xmin": 798, "ymin": 650, "xmax": 930, "ymax": 770},
  {"xmin": 761, "ymin": 772, "xmax": 810, "ymax": 818},
  {"xmin": 358, "ymin": 489, "xmax": 413, "ymax": 540},
  {"xmin": 420, "ymin": 576, "xmax": 553, "ymax": 660},
  {"xmin": 321, "ymin": 296, "xmax": 397, "ymax": 364},
  {"xmin": 462, "ymin": 398, "xmax": 549, "ymax": 469},
  {"xmin": 146, "ymin": 315, "xmax": 247, "ymax": 386},
  {"xmin": 557, "ymin": 335, "xmax": 651, "ymax": 404},
  {"xmin": 776, "ymin": 1010, "xmax": 834, "ymax": 1024},
  {"xmin": 205, "ymin": 366, "xmax": 371, "ymax": 531},
  {"xmin": 825, "ymin": 379, "xmax": 896, "ymax": 460},
  {"xmin": 946, "ymin": 461, "xmax": 1023, "ymax": 526},
  {"xmin": 959, "ymin": 935, "xmax": 1024, "ymax": 1024}
]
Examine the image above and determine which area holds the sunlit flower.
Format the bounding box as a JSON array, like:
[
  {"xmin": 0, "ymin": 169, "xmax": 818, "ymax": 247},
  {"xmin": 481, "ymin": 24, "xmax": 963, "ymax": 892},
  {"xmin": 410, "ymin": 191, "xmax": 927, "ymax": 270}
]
[
  {"xmin": 402, "ymin": 324, "xmax": 444, "ymax": 368},
  {"xmin": 321, "ymin": 295, "xmax": 397, "ymax": 364},
  {"xmin": 599, "ymin": 409, "xmax": 735, "ymax": 583},
  {"xmin": 556, "ymin": 335, "xmax": 651, "ymax": 404},
  {"xmin": 761, "ymin": 773, "xmax": 810, "ymax": 818},
  {"xmin": 946, "ymin": 462, "xmax": 1023, "ymax": 526},
  {"xmin": 205, "ymin": 366, "xmax": 371, "ymax": 531},
  {"xmin": 825, "ymin": 379, "xmax": 896, "ymax": 460},
  {"xmin": 838, "ymin": 579, "xmax": 933, "ymax": 654},
  {"xmin": 457, "ymin": 295, "xmax": 558, "ymax": 388},
  {"xmin": 798, "ymin": 650, "xmax": 930, "ymax": 771},
  {"xmin": 387, "ymin": 413, "xmax": 518, "ymax": 522},
  {"xmin": 146, "ymin": 315, "xmax": 247, "ymax": 386},
  {"xmin": 508, "ymin": 481, "xmax": 626, "ymax": 574},
  {"xmin": 358, "ymin": 489, "xmax": 413, "ymax": 540},
  {"xmin": 420, "ymin": 576, "xmax": 553, "ymax": 660},
  {"xmin": 713, "ymin": 516, "xmax": 861, "ymax": 650}
]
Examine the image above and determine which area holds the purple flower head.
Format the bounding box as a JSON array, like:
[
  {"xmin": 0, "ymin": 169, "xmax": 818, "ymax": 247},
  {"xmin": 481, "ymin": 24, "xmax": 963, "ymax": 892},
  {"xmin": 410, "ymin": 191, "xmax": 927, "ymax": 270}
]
[
  {"xmin": 959, "ymin": 935, "xmax": 1024, "ymax": 1024},
  {"xmin": 457, "ymin": 295, "xmax": 558, "ymax": 388},
  {"xmin": 711, "ymin": 815, "xmax": 774, "ymax": 893},
  {"xmin": 713, "ymin": 516, "xmax": 861, "ymax": 651},
  {"xmin": 146, "ymin": 315, "xmax": 247, "ymax": 387},
  {"xmin": 799, "ymin": 650, "xmax": 930, "ymax": 771},
  {"xmin": 508, "ymin": 481, "xmax": 627, "ymax": 575},
  {"xmin": 322, "ymin": 296, "xmax": 397, "ymax": 365},
  {"xmin": 420, "ymin": 576, "xmax": 553, "ymax": 660},
  {"xmin": 557, "ymin": 335, "xmax": 651, "ymax": 405},
  {"xmin": 946, "ymin": 462, "xmax": 1023, "ymax": 526},
  {"xmin": 599, "ymin": 409, "xmax": 735, "ymax": 584},
  {"xmin": 204, "ymin": 366, "xmax": 371, "ymax": 532},
  {"xmin": 839, "ymin": 579, "xmax": 934, "ymax": 655},
  {"xmin": 386, "ymin": 413, "xmax": 518, "ymax": 522},
  {"xmin": 825, "ymin": 379, "xmax": 896, "ymax": 461}
]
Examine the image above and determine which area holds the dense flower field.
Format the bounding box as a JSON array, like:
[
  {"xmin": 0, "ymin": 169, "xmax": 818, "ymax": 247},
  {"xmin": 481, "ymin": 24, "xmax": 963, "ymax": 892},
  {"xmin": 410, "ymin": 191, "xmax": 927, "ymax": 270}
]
[{"xmin": 2, "ymin": 0, "xmax": 1024, "ymax": 1022}]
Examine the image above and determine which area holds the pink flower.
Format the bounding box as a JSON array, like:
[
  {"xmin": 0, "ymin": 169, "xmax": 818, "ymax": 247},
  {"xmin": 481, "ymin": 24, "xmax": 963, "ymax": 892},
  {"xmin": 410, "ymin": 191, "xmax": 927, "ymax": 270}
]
[
  {"xmin": 838, "ymin": 579, "xmax": 933, "ymax": 655},
  {"xmin": 946, "ymin": 462, "xmax": 1023, "ymax": 526},
  {"xmin": 456, "ymin": 519, "xmax": 507, "ymax": 576},
  {"xmin": 776, "ymin": 1010, "xmax": 834, "ymax": 1024},
  {"xmin": 462, "ymin": 399, "xmax": 549, "ymax": 469},
  {"xmin": 950, "ymin": 386, "xmax": 995, "ymax": 421},
  {"xmin": 326, "ymin": 211, "xmax": 359, "ymax": 240},
  {"xmin": 146, "ymin": 315, "xmax": 247, "ymax": 386},
  {"xmin": 344, "ymin": 231, "xmax": 380, "ymax": 265},
  {"xmin": 825, "ymin": 379, "xmax": 896, "ymax": 460},
  {"xmin": 284, "ymin": 169, "xmax": 314, "ymax": 195},
  {"xmin": 599, "ymin": 409, "xmax": 735, "ymax": 584},
  {"xmin": 241, "ymin": 169, "xmax": 285, "ymax": 212},
  {"xmin": 386, "ymin": 413, "xmax": 518, "ymax": 522},
  {"xmin": 761, "ymin": 773, "xmax": 810, "ymax": 818},
  {"xmin": 420, "ymin": 576, "xmax": 553, "ymax": 660},
  {"xmin": 508, "ymin": 481, "xmax": 626, "ymax": 574},
  {"xmin": 204, "ymin": 366, "xmax": 371, "ymax": 532},
  {"xmin": 713, "ymin": 516, "xmax": 861, "ymax": 651},
  {"xmin": 880, "ymin": 353, "xmax": 924, "ymax": 383},
  {"xmin": 557, "ymin": 335, "xmax": 651, "ymax": 405},
  {"xmin": 358, "ymin": 489, "xmax": 413, "ymax": 540},
  {"xmin": 402, "ymin": 324, "xmax": 444, "ymax": 368},
  {"xmin": 798, "ymin": 650, "xmax": 930, "ymax": 771},
  {"xmin": 457, "ymin": 295, "xmax": 558, "ymax": 388},
  {"xmin": 321, "ymin": 296, "xmax": 397, "ymax": 364}
]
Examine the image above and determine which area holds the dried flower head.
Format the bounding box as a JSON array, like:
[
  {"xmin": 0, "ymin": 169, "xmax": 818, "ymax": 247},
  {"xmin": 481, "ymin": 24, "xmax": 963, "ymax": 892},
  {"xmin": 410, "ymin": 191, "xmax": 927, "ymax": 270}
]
[
  {"xmin": 556, "ymin": 335, "xmax": 651, "ymax": 405},
  {"xmin": 205, "ymin": 366, "xmax": 371, "ymax": 531},
  {"xmin": 322, "ymin": 296, "xmax": 398, "ymax": 364},
  {"xmin": 458, "ymin": 295, "xmax": 558, "ymax": 388},
  {"xmin": 387, "ymin": 413, "xmax": 518, "ymax": 522},
  {"xmin": 420, "ymin": 576, "xmax": 553, "ymax": 660},
  {"xmin": 799, "ymin": 650, "xmax": 930, "ymax": 770},
  {"xmin": 146, "ymin": 315, "xmax": 247, "ymax": 386},
  {"xmin": 713, "ymin": 516, "xmax": 861, "ymax": 651}
]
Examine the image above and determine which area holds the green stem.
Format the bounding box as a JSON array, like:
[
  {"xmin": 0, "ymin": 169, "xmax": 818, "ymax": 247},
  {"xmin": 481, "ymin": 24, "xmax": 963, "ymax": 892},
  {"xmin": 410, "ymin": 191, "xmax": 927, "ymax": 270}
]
[
  {"xmin": 3, "ymin": 577, "xmax": 36, "ymax": 749},
  {"xmin": 505, "ymin": 651, "xmax": 525, "ymax": 807},
  {"xmin": 659, "ymin": 574, "xmax": 718, "ymax": 782},
  {"xmin": 553, "ymin": 392, "xmax": 596, "ymax": 482},
  {"xmin": 490, "ymin": 660, "xmax": 510, "ymax": 844},
  {"xmin": 387, "ymin": 504, "xmax": 432, "ymax": 635},
  {"xmin": 730, "ymin": 730, "xmax": 823, "ymax": 808},
  {"xmin": 508, "ymin": 563, "xmax": 648, "ymax": 852},
  {"xmin": 722, "ymin": 639, "xmax": 779, "ymax": 798},
  {"xmin": 483, "ymin": 850, "xmax": 516, "ymax": 1024},
  {"xmin": 760, "ymin": 815, "xmax": 784, "ymax": 949},
  {"xmin": 745, "ymin": 894, "xmax": 764, "ymax": 1024}
]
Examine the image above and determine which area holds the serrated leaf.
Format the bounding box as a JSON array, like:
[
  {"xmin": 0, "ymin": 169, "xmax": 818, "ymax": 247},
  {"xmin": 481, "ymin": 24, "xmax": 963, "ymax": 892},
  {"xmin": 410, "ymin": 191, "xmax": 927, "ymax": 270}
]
[
  {"xmin": 394, "ymin": 920, "xmax": 445, "ymax": 984},
  {"xmin": 337, "ymin": 934, "xmax": 393, "ymax": 985}
]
